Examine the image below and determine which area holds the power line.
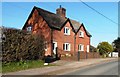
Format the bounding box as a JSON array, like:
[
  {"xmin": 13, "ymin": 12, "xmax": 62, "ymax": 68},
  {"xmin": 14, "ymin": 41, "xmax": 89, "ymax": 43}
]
[{"xmin": 80, "ymin": 0, "xmax": 118, "ymax": 25}]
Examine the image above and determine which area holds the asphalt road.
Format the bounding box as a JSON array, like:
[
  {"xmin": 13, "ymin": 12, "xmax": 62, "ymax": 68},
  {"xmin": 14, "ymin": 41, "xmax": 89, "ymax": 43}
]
[{"xmin": 64, "ymin": 60, "xmax": 119, "ymax": 75}]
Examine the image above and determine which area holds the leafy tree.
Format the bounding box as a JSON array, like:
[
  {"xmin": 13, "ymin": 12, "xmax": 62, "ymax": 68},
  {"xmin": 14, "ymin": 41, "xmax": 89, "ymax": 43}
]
[
  {"xmin": 113, "ymin": 37, "xmax": 120, "ymax": 57},
  {"xmin": 97, "ymin": 42, "xmax": 113, "ymax": 57}
]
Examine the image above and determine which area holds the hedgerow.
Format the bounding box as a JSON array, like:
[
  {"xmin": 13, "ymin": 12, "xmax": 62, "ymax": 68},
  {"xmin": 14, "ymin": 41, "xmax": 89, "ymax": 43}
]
[{"xmin": 2, "ymin": 28, "xmax": 45, "ymax": 63}]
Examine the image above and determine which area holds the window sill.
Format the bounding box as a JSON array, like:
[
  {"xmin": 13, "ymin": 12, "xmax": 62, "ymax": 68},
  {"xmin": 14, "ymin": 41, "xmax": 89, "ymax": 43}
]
[
  {"xmin": 45, "ymin": 49, "xmax": 47, "ymax": 51},
  {"xmin": 79, "ymin": 36, "xmax": 84, "ymax": 38},
  {"xmin": 78, "ymin": 50, "xmax": 84, "ymax": 51},
  {"xmin": 64, "ymin": 50, "xmax": 70, "ymax": 51},
  {"xmin": 64, "ymin": 33, "xmax": 70, "ymax": 36}
]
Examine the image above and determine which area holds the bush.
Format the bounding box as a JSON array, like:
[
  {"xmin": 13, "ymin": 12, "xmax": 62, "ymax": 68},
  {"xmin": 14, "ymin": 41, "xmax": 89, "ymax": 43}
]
[
  {"xmin": 113, "ymin": 37, "xmax": 120, "ymax": 57},
  {"xmin": 97, "ymin": 42, "xmax": 113, "ymax": 57},
  {"xmin": 2, "ymin": 28, "xmax": 45, "ymax": 63}
]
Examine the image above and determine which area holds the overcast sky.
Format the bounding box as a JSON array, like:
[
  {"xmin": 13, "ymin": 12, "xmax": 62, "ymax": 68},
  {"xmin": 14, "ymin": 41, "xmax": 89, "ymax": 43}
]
[{"xmin": 1, "ymin": 2, "xmax": 118, "ymax": 47}]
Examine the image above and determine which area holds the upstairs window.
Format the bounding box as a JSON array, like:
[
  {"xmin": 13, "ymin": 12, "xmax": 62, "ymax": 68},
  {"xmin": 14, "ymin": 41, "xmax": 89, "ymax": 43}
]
[
  {"xmin": 79, "ymin": 30, "xmax": 84, "ymax": 37},
  {"xmin": 78, "ymin": 44, "xmax": 84, "ymax": 51},
  {"xmin": 64, "ymin": 27, "xmax": 70, "ymax": 35},
  {"xmin": 63, "ymin": 43, "xmax": 71, "ymax": 51},
  {"xmin": 27, "ymin": 26, "xmax": 32, "ymax": 31}
]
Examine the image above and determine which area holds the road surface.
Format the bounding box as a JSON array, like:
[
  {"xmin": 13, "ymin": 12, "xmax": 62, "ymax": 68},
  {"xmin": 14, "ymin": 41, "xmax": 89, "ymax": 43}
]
[{"xmin": 64, "ymin": 60, "xmax": 119, "ymax": 75}]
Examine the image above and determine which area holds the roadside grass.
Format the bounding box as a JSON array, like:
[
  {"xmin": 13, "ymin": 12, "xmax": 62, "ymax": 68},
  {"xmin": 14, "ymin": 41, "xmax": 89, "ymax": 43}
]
[
  {"xmin": 0, "ymin": 61, "xmax": 2, "ymax": 73},
  {"xmin": 2, "ymin": 60, "xmax": 56, "ymax": 73}
]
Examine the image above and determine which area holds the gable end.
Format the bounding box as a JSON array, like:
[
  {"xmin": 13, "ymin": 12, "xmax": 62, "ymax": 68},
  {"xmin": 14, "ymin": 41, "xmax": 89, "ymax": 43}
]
[{"xmin": 77, "ymin": 23, "xmax": 92, "ymax": 37}]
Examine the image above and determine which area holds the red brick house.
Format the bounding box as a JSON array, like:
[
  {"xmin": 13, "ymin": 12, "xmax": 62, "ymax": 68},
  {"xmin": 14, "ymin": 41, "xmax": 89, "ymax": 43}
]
[{"xmin": 22, "ymin": 6, "xmax": 92, "ymax": 57}]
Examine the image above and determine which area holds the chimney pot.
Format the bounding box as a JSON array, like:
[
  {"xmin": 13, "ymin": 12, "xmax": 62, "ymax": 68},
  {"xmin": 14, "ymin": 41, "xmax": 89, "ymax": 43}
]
[
  {"xmin": 56, "ymin": 5, "xmax": 66, "ymax": 18},
  {"xmin": 60, "ymin": 5, "xmax": 61, "ymax": 8}
]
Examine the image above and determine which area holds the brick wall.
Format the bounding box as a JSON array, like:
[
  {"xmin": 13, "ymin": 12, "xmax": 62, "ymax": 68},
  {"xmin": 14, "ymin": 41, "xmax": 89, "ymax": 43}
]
[
  {"xmin": 53, "ymin": 21, "xmax": 75, "ymax": 55},
  {"xmin": 23, "ymin": 9, "xmax": 52, "ymax": 56},
  {"xmin": 23, "ymin": 9, "xmax": 91, "ymax": 57},
  {"xmin": 61, "ymin": 52, "xmax": 100, "ymax": 61},
  {"xmin": 76, "ymin": 25, "xmax": 90, "ymax": 53}
]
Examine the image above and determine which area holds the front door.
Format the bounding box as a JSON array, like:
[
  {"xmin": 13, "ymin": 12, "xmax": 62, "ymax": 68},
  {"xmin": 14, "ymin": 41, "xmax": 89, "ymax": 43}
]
[{"xmin": 53, "ymin": 42, "xmax": 57, "ymax": 54}]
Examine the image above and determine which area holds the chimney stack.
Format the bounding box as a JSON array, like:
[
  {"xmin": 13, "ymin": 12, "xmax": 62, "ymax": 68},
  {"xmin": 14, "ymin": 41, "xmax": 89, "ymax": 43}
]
[{"xmin": 56, "ymin": 5, "xmax": 66, "ymax": 18}]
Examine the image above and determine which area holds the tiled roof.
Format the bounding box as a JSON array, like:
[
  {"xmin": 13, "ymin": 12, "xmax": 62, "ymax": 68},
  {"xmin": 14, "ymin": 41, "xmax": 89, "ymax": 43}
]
[
  {"xmin": 35, "ymin": 6, "xmax": 67, "ymax": 30},
  {"xmin": 23, "ymin": 6, "xmax": 91, "ymax": 37},
  {"xmin": 69, "ymin": 19, "xmax": 81, "ymax": 32}
]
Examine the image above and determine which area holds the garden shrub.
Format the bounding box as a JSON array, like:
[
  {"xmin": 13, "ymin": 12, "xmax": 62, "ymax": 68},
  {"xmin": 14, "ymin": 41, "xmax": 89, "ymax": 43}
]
[{"xmin": 2, "ymin": 28, "xmax": 45, "ymax": 63}]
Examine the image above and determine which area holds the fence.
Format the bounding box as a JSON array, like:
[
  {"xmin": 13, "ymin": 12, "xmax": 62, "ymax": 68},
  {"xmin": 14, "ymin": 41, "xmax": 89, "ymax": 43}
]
[{"xmin": 60, "ymin": 52, "xmax": 100, "ymax": 61}]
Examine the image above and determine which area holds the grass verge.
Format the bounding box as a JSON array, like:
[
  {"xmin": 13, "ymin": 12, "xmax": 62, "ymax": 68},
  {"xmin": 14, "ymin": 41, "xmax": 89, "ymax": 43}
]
[{"xmin": 2, "ymin": 60, "xmax": 55, "ymax": 73}]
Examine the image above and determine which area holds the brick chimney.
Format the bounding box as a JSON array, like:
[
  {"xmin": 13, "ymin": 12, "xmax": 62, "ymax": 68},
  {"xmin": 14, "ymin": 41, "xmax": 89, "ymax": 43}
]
[{"xmin": 56, "ymin": 5, "xmax": 66, "ymax": 18}]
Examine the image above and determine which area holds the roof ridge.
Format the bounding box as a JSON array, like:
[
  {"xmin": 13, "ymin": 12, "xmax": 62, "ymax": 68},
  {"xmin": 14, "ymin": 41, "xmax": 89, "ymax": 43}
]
[
  {"xmin": 23, "ymin": 6, "xmax": 91, "ymax": 37},
  {"xmin": 70, "ymin": 19, "xmax": 81, "ymax": 24},
  {"xmin": 34, "ymin": 6, "xmax": 57, "ymax": 15},
  {"xmin": 34, "ymin": 6, "xmax": 66, "ymax": 21}
]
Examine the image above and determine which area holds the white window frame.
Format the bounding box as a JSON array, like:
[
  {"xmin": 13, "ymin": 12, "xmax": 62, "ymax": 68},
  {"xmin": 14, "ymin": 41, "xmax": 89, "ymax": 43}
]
[
  {"xmin": 78, "ymin": 44, "xmax": 84, "ymax": 51},
  {"xmin": 53, "ymin": 41, "xmax": 57, "ymax": 54},
  {"xmin": 64, "ymin": 27, "xmax": 70, "ymax": 35},
  {"xmin": 87, "ymin": 45, "xmax": 89, "ymax": 52},
  {"xmin": 27, "ymin": 26, "xmax": 32, "ymax": 31},
  {"xmin": 63, "ymin": 43, "xmax": 71, "ymax": 51},
  {"xmin": 79, "ymin": 30, "xmax": 84, "ymax": 37}
]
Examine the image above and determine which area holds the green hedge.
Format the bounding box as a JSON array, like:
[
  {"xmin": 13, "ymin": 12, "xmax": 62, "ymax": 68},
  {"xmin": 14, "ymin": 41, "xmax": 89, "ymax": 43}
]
[{"xmin": 2, "ymin": 28, "xmax": 45, "ymax": 63}]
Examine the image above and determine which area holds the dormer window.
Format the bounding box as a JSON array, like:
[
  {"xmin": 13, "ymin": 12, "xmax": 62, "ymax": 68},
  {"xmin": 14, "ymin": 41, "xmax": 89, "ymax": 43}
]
[
  {"xmin": 64, "ymin": 27, "xmax": 70, "ymax": 35},
  {"xmin": 79, "ymin": 30, "xmax": 84, "ymax": 37},
  {"xmin": 27, "ymin": 26, "xmax": 32, "ymax": 31}
]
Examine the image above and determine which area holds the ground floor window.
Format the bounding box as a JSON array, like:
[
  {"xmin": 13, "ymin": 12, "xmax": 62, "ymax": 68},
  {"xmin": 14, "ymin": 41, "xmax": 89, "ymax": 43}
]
[
  {"xmin": 78, "ymin": 44, "xmax": 84, "ymax": 51},
  {"xmin": 63, "ymin": 43, "xmax": 71, "ymax": 51}
]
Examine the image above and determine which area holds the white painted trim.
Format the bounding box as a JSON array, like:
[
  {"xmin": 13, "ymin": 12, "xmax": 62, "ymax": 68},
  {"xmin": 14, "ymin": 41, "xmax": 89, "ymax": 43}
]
[
  {"xmin": 27, "ymin": 26, "xmax": 32, "ymax": 31},
  {"xmin": 63, "ymin": 43, "xmax": 71, "ymax": 51},
  {"xmin": 78, "ymin": 44, "xmax": 84, "ymax": 51},
  {"xmin": 87, "ymin": 45, "xmax": 89, "ymax": 52},
  {"xmin": 79, "ymin": 30, "xmax": 84, "ymax": 37},
  {"xmin": 64, "ymin": 27, "xmax": 70, "ymax": 35},
  {"xmin": 53, "ymin": 41, "xmax": 57, "ymax": 54}
]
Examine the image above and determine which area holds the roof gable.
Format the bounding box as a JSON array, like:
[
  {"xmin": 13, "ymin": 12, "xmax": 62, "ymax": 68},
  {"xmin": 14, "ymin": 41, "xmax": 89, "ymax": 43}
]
[
  {"xmin": 69, "ymin": 19, "xmax": 81, "ymax": 33},
  {"xmin": 60, "ymin": 18, "xmax": 76, "ymax": 32},
  {"xmin": 22, "ymin": 6, "xmax": 91, "ymax": 37},
  {"xmin": 35, "ymin": 6, "xmax": 67, "ymax": 30},
  {"xmin": 77, "ymin": 23, "xmax": 92, "ymax": 37},
  {"xmin": 22, "ymin": 7, "xmax": 36, "ymax": 30},
  {"xmin": 23, "ymin": 6, "xmax": 67, "ymax": 30}
]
